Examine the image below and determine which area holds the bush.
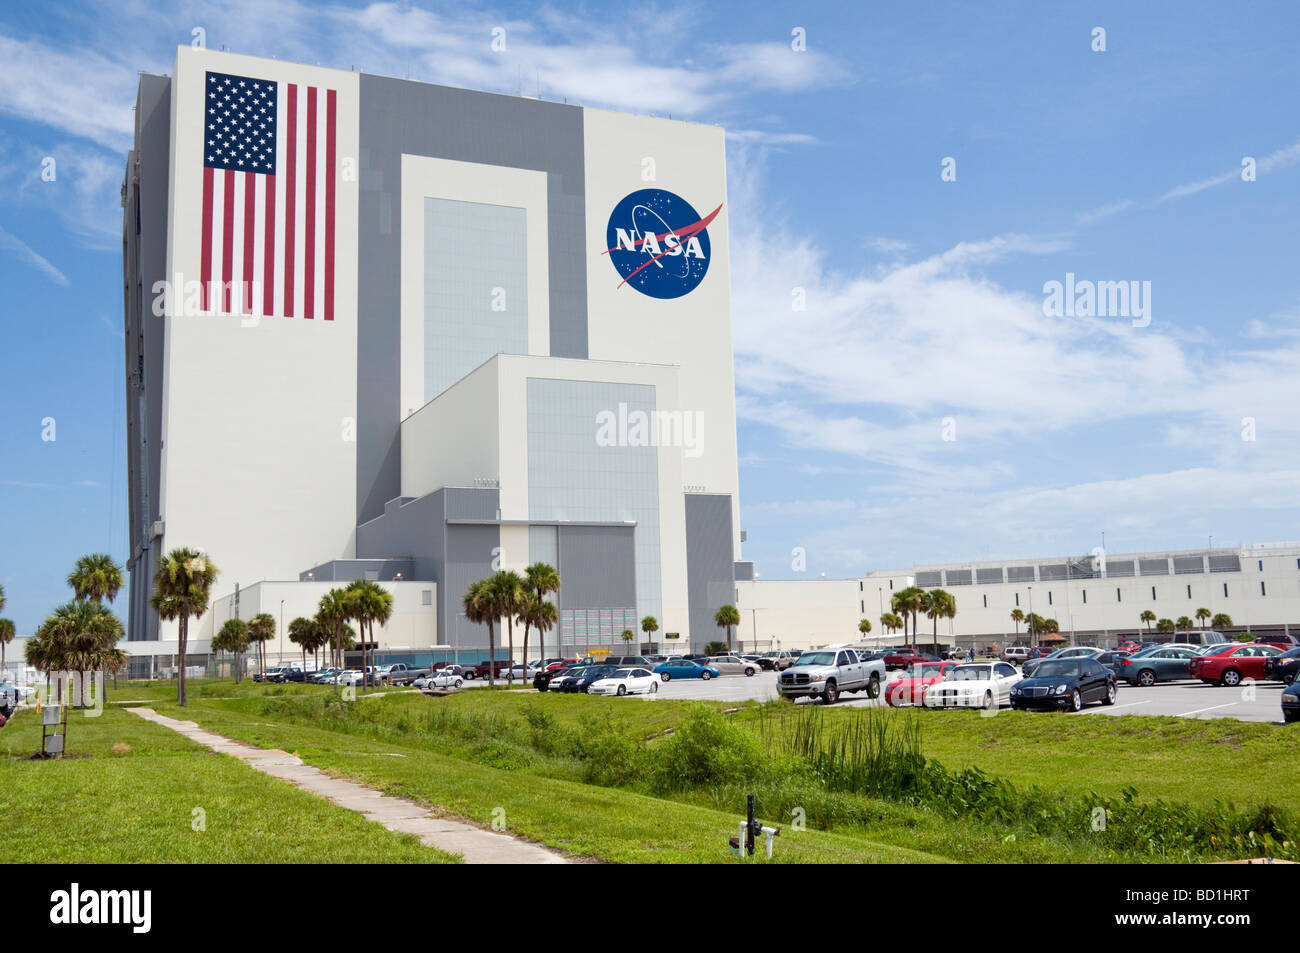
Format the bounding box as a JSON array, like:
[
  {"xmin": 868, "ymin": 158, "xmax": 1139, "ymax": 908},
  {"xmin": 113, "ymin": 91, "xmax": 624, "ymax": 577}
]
[{"xmin": 649, "ymin": 706, "xmax": 766, "ymax": 794}]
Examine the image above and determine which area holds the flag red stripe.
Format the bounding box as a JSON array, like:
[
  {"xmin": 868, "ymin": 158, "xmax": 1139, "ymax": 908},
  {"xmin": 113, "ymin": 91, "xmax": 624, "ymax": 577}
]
[
  {"xmin": 221, "ymin": 170, "xmax": 235, "ymax": 313},
  {"xmin": 324, "ymin": 88, "xmax": 336, "ymax": 322},
  {"xmin": 284, "ymin": 84, "xmax": 298, "ymax": 318},
  {"xmin": 242, "ymin": 171, "xmax": 255, "ymax": 312},
  {"xmin": 201, "ymin": 166, "xmax": 214, "ymax": 312},
  {"xmin": 304, "ymin": 86, "xmax": 317, "ymax": 320},
  {"xmin": 263, "ymin": 173, "xmax": 276, "ymax": 315}
]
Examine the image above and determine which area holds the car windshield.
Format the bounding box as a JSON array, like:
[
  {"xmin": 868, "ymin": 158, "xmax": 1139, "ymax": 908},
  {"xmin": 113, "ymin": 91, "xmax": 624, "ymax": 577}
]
[
  {"xmin": 1035, "ymin": 660, "xmax": 1082, "ymax": 678},
  {"xmin": 609, "ymin": 669, "xmax": 633, "ymax": 678},
  {"xmin": 908, "ymin": 663, "xmax": 944, "ymax": 678},
  {"xmin": 670, "ymin": 659, "xmax": 699, "ymax": 667},
  {"xmin": 950, "ymin": 666, "xmax": 991, "ymax": 680},
  {"xmin": 796, "ymin": 652, "xmax": 836, "ymax": 666}
]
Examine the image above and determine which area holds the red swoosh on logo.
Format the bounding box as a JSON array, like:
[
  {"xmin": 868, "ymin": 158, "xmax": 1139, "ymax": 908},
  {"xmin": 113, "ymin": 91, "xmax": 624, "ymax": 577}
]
[{"xmin": 604, "ymin": 202, "xmax": 723, "ymax": 288}]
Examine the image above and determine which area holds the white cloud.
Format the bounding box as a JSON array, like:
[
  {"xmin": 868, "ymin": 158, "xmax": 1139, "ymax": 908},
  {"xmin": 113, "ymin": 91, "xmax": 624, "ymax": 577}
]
[{"xmin": 0, "ymin": 224, "xmax": 68, "ymax": 284}]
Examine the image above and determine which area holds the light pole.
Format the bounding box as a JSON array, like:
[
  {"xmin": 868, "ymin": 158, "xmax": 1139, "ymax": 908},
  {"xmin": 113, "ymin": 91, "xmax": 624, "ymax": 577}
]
[
  {"xmin": 1027, "ymin": 586, "xmax": 1035, "ymax": 648},
  {"xmin": 279, "ymin": 599, "xmax": 285, "ymax": 666}
]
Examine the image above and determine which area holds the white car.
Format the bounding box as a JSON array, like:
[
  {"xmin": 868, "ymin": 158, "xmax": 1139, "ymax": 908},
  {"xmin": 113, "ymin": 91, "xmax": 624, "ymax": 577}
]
[
  {"xmin": 336, "ymin": 669, "xmax": 365, "ymax": 686},
  {"xmin": 923, "ymin": 662, "xmax": 1022, "ymax": 710},
  {"xmin": 425, "ymin": 669, "xmax": 464, "ymax": 689},
  {"xmin": 586, "ymin": 667, "xmax": 659, "ymax": 696}
]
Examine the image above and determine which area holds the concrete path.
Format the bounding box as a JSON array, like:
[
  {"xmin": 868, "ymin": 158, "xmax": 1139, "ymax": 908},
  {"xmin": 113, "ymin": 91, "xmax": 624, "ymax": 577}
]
[{"xmin": 128, "ymin": 707, "xmax": 568, "ymax": 864}]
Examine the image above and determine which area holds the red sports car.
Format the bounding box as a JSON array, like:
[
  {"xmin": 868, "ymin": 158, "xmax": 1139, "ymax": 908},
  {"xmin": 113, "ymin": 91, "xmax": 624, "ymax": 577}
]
[
  {"xmin": 886, "ymin": 661, "xmax": 959, "ymax": 707},
  {"xmin": 1188, "ymin": 643, "xmax": 1281, "ymax": 686}
]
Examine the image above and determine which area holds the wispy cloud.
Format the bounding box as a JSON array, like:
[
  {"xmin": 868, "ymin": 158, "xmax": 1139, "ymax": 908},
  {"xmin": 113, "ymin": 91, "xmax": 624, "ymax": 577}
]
[{"xmin": 0, "ymin": 223, "xmax": 68, "ymax": 284}]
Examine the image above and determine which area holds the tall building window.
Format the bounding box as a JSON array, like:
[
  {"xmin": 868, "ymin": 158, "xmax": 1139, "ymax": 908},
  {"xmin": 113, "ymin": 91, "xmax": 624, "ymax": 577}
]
[
  {"xmin": 1187, "ymin": 584, "xmax": 1192, "ymax": 599},
  {"xmin": 1261, "ymin": 581, "xmax": 1267, "ymax": 596},
  {"xmin": 1223, "ymin": 583, "xmax": 1229, "ymax": 598},
  {"xmin": 1082, "ymin": 589, "xmax": 1087, "ymax": 604},
  {"xmin": 1151, "ymin": 586, "xmax": 1157, "ymax": 600},
  {"xmin": 1116, "ymin": 588, "xmax": 1121, "ymax": 602},
  {"xmin": 983, "ymin": 594, "xmax": 988, "ymax": 607},
  {"xmin": 1015, "ymin": 593, "xmax": 1020, "ymax": 607},
  {"xmin": 1047, "ymin": 591, "xmax": 1053, "ymax": 606}
]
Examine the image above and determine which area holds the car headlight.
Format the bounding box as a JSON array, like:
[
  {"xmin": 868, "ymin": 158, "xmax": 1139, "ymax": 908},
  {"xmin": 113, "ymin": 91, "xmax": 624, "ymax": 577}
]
[
  {"xmin": 809, "ymin": 674, "xmax": 825, "ymax": 682},
  {"xmin": 1053, "ymin": 684, "xmax": 1069, "ymax": 695},
  {"xmin": 1011, "ymin": 687, "xmax": 1021, "ymax": 694}
]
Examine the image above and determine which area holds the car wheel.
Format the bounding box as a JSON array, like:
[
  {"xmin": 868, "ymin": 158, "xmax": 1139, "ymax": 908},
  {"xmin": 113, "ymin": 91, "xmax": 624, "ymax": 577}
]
[
  {"xmin": 661, "ymin": 672, "xmax": 671, "ymax": 682},
  {"xmin": 823, "ymin": 681, "xmax": 839, "ymax": 704},
  {"xmin": 617, "ymin": 685, "xmax": 626, "ymax": 696},
  {"xmin": 650, "ymin": 682, "xmax": 658, "ymax": 694},
  {"xmin": 1285, "ymin": 673, "xmax": 1296, "ymax": 686},
  {"xmin": 454, "ymin": 679, "xmax": 462, "ymax": 688},
  {"xmin": 745, "ymin": 668, "xmax": 755, "ymax": 677},
  {"xmin": 982, "ymin": 690, "xmax": 995, "ymax": 711},
  {"xmin": 701, "ymin": 671, "xmax": 712, "ymax": 680},
  {"xmin": 1103, "ymin": 683, "xmax": 1116, "ymax": 705},
  {"xmin": 867, "ymin": 675, "xmax": 881, "ymax": 699},
  {"xmin": 1137, "ymin": 670, "xmax": 1156, "ymax": 687},
  {"xmin": 1070, "ymin": 690, "xmax": 1083, "ymax": 712},
  {"xmin": 1222, "ymin": 668, "xmax": 1242, "ymax": 687},
  {"xmin": 1285, "ymin": 710, "xmax": 1299, "ymax": 724}
]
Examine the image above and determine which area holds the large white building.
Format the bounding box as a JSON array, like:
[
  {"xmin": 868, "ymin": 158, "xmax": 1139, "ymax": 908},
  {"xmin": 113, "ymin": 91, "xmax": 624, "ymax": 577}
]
[{"xmin": 123, "ymin": 48, "xmax": 741, "ymax": 657}]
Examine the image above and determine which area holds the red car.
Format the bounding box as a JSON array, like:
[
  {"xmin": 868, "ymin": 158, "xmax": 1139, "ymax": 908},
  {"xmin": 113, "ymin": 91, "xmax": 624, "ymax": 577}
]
[
  {"xmin": 886, "ymin": 661, "xmax": 959, "ymax": 707},
  {"xmin": 1188, "ymin": 643, "xmax": 1282, "ymax": 686}
]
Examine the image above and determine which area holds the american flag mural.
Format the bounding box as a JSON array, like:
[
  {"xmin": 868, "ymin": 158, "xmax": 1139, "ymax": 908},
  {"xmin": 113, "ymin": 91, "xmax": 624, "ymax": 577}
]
[{"xmin": 201, "ymin": 70, "xmax": 337, "ymax": 320}]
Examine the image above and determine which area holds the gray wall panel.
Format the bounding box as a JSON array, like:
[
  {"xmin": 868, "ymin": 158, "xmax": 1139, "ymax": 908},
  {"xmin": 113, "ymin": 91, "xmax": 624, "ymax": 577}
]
[
  {"xmin": 685, "ymin": 494, "xmax": 734, "ymax": 650},
  {"xmin": 558, "ymin": 525, "xmax": 636, "ymax": 609},
  {"xmin": 357, "ymin": 76, "xmax": 588, "ymax": 524}
]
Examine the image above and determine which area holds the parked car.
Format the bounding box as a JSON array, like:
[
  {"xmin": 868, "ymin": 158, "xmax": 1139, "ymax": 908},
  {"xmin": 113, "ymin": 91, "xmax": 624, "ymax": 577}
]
[
  {"xmin": 414, "ymin": 665, "xmax": 465, "ymax": 689},
  {"xmin": 777, "ymin": 648, "xmax": 884, "ymax": 704},
  {"xmin": 940, "ymin": 647, "xmax": 968, "ymax": 661},
  {"xmin": 1255, "ymin": 634, "xmax": 1300, "ymax": 651},
  {"xmin": 381, "ymin": 662, "xmax": 431, "ymax": 686},
  {"xmin": 884, "ymin": 647, "xmax": 935, "ymax": 671},
  {"xmin": 335, "ymin": 669, "xmax": 365, "ymax": 686},
  {"xmin": 923, "ymin": 661, "xmax": 1022, "ymax": 710},
  {"xmin": 1022, "ymin": 646, "xmax": 1104, "ymax": 678},
  {"xmin": 1011, "ymin": 658, "xmax": 1118, "ymax": 712},
  {"xmin": 1263, "ymin": 648, "xmax": 1300, "ymax": 685},
  {"xmin": 0, "ymin": 681, "xmax": 21, "ymax": 717},
  {"xmin": 1094, "ymin": 650, "xmax": 1133, "ymax": 674},
  {"xmin": 1282, "ymin": 680, "xmax": 1300, "ymax": 723},
  {"xmin": 601, "ymin": 655, "xmax": 658, "ymax": 669},
  {"xmin": 311, "ymin": 667, "xmax": 343, "ymax": 683},
  {"xmin": 1117, "ymin": 644, "xmax": 1202, "ymax": 686},
  {"xmin": 259, "ymin": 665, "xmax": 306, "ymax": 683},
  {"xmin": 587, "ymin": 667, "xmax": 659, "ymax": 696},
  {"xmin": 1153, "ymin": 630, "xmax": 1229, "ymax": 647},
  {"xmin": 465, "ymin": 659, "xmax": 513, "ymax": 680},
  {"xmin": 1001, "ymin": 646, "xmax": 1032, "ymax": 664},
  {"xmin": 707, "ymin": 655, "xmax": 759, "ymax": 677},
  {"xmin": 533, "ymin": 664, "xmax": 579, "ymax": 691},
  {"xmin": 762, "ymin": 651, "xmax": 798, "ymax": 670},
  {"xmin": 558, "ymin": 666, "xmax": 617, "ymax": 693},
  {"xmin": 1117, "ymin": 640, "xmax": 1142, "ymax": 653},
  {"xmin": 744, "ymin": 654, "xmax": 778, "ymax": 671},
  {"xmin": 886, "ymin": 660, "xmax": 959, "ymax": 707},
  {"xmin": 1188, "ymin": 643, "xmax": 1283, "ymax": 686},
  {"xmin": 654, "ymin": 659, "xmax": 721, "ymax": 681}
]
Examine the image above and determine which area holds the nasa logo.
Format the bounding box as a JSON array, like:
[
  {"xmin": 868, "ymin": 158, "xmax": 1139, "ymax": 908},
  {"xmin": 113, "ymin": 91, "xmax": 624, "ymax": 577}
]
[{"xmin": 604, "ymin": 189, "xmax": 721, "ymax": 299}]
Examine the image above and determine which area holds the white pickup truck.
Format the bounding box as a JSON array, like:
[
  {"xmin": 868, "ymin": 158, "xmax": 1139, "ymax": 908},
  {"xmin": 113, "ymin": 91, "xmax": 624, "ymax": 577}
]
[{"xmin": 777, "ymin": 648, "xmax": 885, "ymax": 704}]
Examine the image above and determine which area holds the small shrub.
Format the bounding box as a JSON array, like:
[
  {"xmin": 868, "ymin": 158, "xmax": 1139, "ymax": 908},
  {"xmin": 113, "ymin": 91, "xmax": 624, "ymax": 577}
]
[{"xmin": 649, "ymin": 706, "xmax": 766, "ymax": 793}]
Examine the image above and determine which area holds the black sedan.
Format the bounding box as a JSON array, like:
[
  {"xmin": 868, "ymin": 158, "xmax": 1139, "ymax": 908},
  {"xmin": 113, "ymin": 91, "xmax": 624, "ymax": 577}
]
[
  {"xmin": 1010, "ymin": 658, "xmax": 1117, "ymax": 712},
  {"xmin": 1263, "ymin": 648, "xmax": 1300, "ymax": 685}
]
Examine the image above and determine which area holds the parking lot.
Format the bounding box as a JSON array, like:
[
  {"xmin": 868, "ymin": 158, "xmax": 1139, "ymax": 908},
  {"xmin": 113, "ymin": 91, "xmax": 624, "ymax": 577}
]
[{"xmin": 638, "ymin": 670, "xmax": 1291, "ymax": 723}]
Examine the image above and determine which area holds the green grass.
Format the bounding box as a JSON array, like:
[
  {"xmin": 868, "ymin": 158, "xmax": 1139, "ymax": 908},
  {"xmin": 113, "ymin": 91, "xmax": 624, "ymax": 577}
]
[{"xmin": 0, "ymin": 703, "xmax": 457, "ymax": 863}]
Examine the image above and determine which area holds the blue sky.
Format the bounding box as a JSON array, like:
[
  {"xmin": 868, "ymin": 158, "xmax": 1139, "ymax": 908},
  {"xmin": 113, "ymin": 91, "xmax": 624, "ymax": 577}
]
[{"xmin": 1, "ymin": 1, "xmax": 1298, "ymax": 633}]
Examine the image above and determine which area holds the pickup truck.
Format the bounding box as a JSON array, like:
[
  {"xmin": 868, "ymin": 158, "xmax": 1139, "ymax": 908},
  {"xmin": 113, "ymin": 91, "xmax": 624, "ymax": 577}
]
[
  {"xmin": 777, "ymin": 648, "xmax": 884, "ymax": 704},
  {"xmin": 882, "ymin": 647, "xmax": 935, "ymax": 671},
  {"xmin": 380, "ymin": 663, "xmax": 430, "ymax": 686},
  {"xmin": 465, "ymin": 659, "xmax": 513, "ymax": 680},
  {"xmin": 255, "ymin": 665, "xmax": 306, "ymax": 683}
]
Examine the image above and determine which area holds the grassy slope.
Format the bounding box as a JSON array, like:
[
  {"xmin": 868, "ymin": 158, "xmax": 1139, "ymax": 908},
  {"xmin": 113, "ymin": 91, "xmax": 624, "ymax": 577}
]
[{"xmin": 0, "ymin": 704, "xmax": 457, "ymax": 863}]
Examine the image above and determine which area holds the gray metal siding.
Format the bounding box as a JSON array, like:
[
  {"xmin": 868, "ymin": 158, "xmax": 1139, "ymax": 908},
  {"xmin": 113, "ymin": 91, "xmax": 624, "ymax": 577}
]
[
  {"xmin": 684, "ymin": 494, "xmax": 734, "ymax": 649},
  {"xmin": 558, "ymin": 525, "xmax": 636, "ymax": 608},
  {"xmin": 356, "ymin": 76, "xmax": 588, "ymax": 524},
  {"xmin": 444, "ymin": 524, "xmax": 500, "ymax": 651}
]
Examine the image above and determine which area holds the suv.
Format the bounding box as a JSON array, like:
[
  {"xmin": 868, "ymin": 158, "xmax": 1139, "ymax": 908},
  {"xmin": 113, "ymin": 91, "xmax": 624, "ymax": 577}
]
[
  {"xmin": 1156, "ymin": 630, "xmax": 1229, "ymax": 646},
  {"xmin": 1001, "ymin": 646, "xmax": 1032, "ymax": 664}
]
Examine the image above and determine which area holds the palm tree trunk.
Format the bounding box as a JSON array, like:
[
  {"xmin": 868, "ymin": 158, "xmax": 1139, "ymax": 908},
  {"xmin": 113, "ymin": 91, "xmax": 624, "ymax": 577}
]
[
  {"xmin": 487, "ymin": 622, "xmax": 497, "ymax": 688},
  {"xmin": 506, "ymin": 617, "xmax": 515, "ymax": 685},
  {"xmin": 178, "ymin": 616, "xmax": 188, "ymax": 707},
  {"xmin": 521, "ymin": 621, "xmax": 531, "ymax": 685}
]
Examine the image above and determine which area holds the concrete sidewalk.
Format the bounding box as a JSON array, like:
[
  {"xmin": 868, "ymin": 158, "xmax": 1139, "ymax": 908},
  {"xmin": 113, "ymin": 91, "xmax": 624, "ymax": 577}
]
[{"xmin": 128, "ymin": 707, "xmax": 569, "ymax": 864}]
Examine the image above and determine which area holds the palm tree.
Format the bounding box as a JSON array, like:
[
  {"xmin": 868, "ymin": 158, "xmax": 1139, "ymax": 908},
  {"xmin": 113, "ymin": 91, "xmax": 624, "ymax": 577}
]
[
  {"xmin": 26, "ymin": 601, "xmax": 126, "ymax": 706},
  {"xmin": 487, "ymin": 572, "xmax": 526, "ymax": 683},
  {"xmin": 621, "ymin": 628, "xmax": 635, "ymax": 645},
  {"xmin": 287, "ymin": 616, "xmax": 315, "ymax": 669},
  {"xmin": 1196, "ymin": 607, "xmax": 1211, "ymax": 630},
  {"xmin": 246, "ymin": 613, "xmax": 276, "ymax": 678},
  {"xmin": 1211, "ymin": 612, "xmax": 1233, "ymax": 630},
  {"xmin": 858, "ymin": 618, "xmax": 872, "ymax": 641},
  {"xmin": 1156, "ymin": 618, "xmax": 1175, "ymax": 634},
  {"xmin": 316, "ymin": 589, "xmax": 355, "ymax": 687},
  {"xmin": 922, "ymin": 589, "xmax": 956, "ymax": 653},
  {"xmin": 641, "ymin": 615, "xmax": 659, "ymax": 648},
  {"xmin": 67, "ymin": 554, "xmax": 125, "ymax": 605},
  {"xmin": 1026, "ymin": 612, "xmax": 1047, "ymax": 642},
  {"xmin": 714, "ymin": 604, "xmax": 741, "ymax": 651},
  {"xmin": 346, "ymin": 580, "xmax": 394, "ymax": 688},
  {"xmin": 463, "ymin": 579, "xmax": 497, "ymax": 688},
  {"xmin": 523, "ymin": 562, "xmax": 561, "ymax": 668},
  {"xmin": 522, "ymin": 593, "xmax": 558, "ymax": 669},
  {"xmin": 1175, "ymin": 615, "xmax": 1194, "ymax": 630},
  {"xmin": 1140, "ymin": 610, "xmax": 1156, "ymax": 634},
  {"xmin": 212, "ymin": 618, "xmax": 250, "ymax": 682},
  {"xmin": 0, "ymin": 618, "xmax": 14, "ymax": 676},
  {"xmin": 892, "ymin": 587, "xmax": 925, "ymax": 649},
  {"xmin": 1010, "ymin": 608, "xmax": 1025, "ymax": 636},
  {"xmin": 150, "ymin": 548, "xmax": 219, "ymax": 707}
]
